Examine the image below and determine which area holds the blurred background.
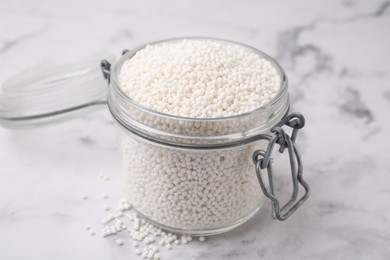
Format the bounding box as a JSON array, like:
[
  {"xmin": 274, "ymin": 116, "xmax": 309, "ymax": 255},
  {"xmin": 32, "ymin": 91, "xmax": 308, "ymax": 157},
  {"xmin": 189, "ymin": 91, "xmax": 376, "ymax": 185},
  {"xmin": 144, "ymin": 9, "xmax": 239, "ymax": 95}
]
[{"xmin": 0, "ymin": 0, "xmax": 389, "ymax": 259}]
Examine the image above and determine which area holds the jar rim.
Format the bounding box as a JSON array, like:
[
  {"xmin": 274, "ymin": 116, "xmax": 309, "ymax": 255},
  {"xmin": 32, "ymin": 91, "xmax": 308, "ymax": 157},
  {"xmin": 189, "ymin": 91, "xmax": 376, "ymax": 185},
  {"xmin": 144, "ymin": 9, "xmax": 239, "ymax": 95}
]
[{"xmin": 110, "ymin": 37, "xmax": 288, "ymax": 122}]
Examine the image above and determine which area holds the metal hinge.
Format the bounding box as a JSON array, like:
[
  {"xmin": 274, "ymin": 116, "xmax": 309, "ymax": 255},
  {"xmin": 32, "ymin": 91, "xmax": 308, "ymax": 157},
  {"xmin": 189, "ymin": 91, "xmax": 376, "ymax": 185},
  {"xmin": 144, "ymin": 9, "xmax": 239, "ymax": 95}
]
[{"xmin": 252, "ymin": 113, "xmax": 310, "ymax": 221}]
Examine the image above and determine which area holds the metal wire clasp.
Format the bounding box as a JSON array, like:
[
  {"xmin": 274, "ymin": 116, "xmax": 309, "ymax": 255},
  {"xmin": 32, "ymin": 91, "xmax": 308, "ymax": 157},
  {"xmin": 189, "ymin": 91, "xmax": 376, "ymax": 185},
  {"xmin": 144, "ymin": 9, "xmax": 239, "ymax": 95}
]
[
  {"xmin": 101, "ymin": 50, "xmax": 129, "ymax": 85},
  {"xmin": 252, "ymin": 113, "xmax": 310, "ymax": 221},
  {"xmin": 101, "ymin": 60, "xmax": 111, "ymax": 84}
]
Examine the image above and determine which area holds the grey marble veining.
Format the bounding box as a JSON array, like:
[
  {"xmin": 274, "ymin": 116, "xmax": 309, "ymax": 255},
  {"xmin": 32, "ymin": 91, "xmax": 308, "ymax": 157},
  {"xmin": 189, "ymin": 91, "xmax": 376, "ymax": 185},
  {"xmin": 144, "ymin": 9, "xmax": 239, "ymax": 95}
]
[{"xmin": 0, "ymin": 0, "xmax": 389, "ymax": 259}]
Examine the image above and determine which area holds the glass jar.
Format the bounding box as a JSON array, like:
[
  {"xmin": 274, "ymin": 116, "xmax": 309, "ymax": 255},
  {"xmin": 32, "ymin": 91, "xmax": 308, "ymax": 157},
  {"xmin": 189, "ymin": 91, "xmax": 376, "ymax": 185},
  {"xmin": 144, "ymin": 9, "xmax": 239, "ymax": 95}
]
[
  {"xmin": 104, "ymin": 38, "xmax": 309, "ymax": 235},
  {"xmin": 0, "ymin": 37, "xmax": 310, "ymax": 236}
]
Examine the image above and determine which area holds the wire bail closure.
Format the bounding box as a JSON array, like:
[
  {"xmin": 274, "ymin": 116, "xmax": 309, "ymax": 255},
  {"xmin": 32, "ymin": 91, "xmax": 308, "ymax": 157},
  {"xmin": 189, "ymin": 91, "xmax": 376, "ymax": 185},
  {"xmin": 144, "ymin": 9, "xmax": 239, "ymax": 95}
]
[{"xmin": 252, "ymin": 113, "xmax": 310, "ymax": 221}]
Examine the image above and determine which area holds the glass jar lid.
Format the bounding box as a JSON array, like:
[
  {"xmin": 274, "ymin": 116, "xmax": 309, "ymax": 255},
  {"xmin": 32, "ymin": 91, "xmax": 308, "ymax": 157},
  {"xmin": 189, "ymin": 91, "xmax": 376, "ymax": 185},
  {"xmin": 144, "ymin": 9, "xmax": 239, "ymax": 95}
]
[{"xmin": 0, "ymin": 53, "xmax": 114, "ymax": 129}]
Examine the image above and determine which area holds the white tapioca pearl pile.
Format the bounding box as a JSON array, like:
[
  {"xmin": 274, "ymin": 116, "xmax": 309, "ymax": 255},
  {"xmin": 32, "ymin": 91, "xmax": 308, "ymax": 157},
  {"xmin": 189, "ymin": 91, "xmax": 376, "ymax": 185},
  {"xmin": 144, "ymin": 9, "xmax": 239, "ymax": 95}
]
[
  {"xmin": 97, "ymin": 196, "xmax": 203, "ymax": 260},
  {"xmin": 122, "ymin": 136, "xmax": 262, "ymax": 230},
  {"xmin": 117, "ymin": 39, "xmax": 280, "ymax": 231},
  {"xmin": 118, "ymin": 39, "xmax": 280, "ymax": 118},
  {"xmin": 83, "ymin": 175, "xmax": 210, "ymax": 259}
]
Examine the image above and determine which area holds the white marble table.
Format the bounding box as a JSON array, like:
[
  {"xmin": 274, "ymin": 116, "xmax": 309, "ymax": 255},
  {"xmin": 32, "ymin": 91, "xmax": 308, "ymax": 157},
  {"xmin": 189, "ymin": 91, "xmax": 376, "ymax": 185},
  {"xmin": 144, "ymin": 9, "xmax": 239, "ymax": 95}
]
[{"xmin": 1, "ymin": 0, "xmax": 390, "ymax": 259}]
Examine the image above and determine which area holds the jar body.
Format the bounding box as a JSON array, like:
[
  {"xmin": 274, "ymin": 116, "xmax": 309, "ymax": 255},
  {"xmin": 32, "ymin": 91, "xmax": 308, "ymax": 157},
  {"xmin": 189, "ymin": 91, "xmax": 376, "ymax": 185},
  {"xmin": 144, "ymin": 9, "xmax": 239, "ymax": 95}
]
[
  {"xmin": 108, "ymin": 38, "xmax": 290, "ymax": 235},
  {"xmin": 118, "ymin": 126, "xmax": 268, "ymax": 235}
]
